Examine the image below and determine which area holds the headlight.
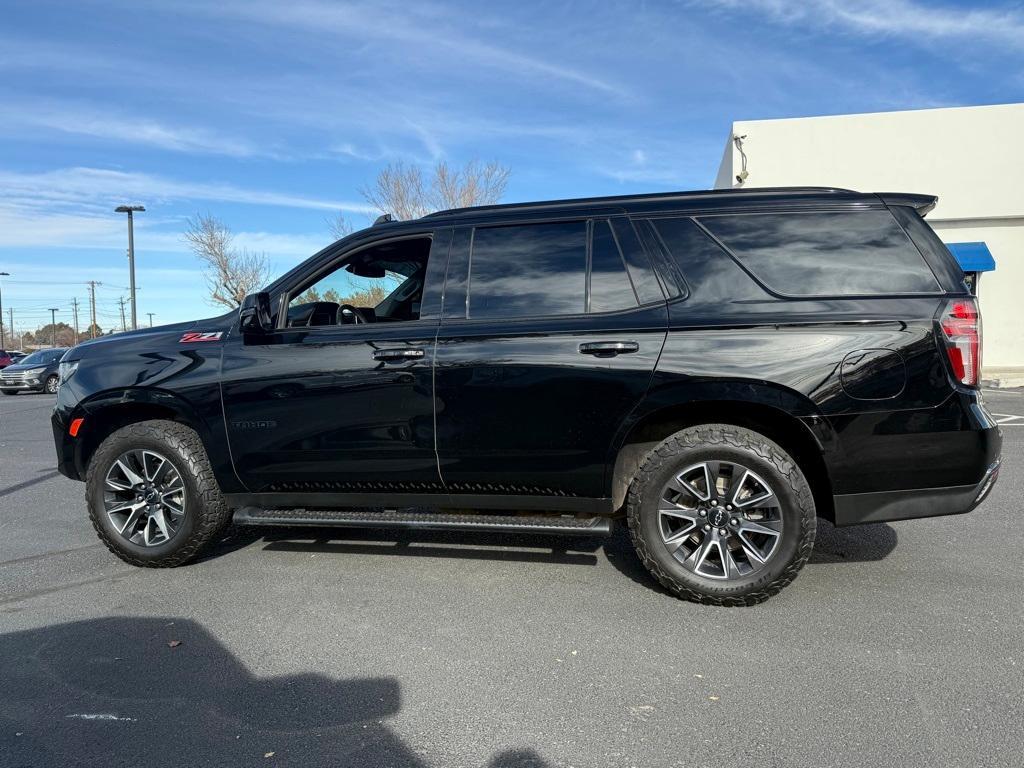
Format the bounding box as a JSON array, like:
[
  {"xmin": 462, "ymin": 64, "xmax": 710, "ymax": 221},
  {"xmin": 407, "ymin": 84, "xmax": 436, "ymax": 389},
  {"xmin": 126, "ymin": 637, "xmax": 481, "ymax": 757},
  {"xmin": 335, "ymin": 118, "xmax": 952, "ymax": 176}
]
[
  {"xmin": 58, "ymin": 360, "xmax": 79, "ymax": 384},
  {"xmin": 25, "ymin": 366, "xmax": 46, "ymax": 375}
]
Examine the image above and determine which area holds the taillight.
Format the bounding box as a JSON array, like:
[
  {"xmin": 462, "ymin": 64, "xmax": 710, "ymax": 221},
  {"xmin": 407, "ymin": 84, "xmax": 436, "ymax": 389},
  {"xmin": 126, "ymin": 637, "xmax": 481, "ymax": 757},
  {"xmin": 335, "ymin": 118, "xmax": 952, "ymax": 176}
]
[{"xmin": 938, "ymin": 298, "xmax": 981, "ymax": 387}]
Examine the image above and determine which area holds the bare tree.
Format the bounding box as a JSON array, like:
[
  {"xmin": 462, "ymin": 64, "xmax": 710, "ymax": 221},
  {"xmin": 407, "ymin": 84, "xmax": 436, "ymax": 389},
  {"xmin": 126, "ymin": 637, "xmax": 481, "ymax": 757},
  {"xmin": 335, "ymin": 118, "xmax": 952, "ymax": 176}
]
[
  {"xmin": 430, "ymin": 160, "xmax": 510, "ymax": 212},
  {"xmin": 326, "ymin": 212, "xmax": 354, "ymax": 241},
  {"xmin": 184, "ymin": 214, "xmax": 271, "ymax": 309},
  {"xmin": 360, "ymin": 159, "xmax": 510, "ymax": 220}
]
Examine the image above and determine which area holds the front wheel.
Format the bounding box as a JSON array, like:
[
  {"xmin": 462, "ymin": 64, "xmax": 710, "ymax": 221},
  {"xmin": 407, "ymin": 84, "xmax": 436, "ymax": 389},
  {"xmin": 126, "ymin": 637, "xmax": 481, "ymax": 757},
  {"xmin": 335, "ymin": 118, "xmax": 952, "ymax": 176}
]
[
  {"xmin": 44, "ymin": 375, "xmax": 59, "ymax": 394},
  {"xmin": 85, "ymin": 419, "xmax": 232, "ymax": 567},
  {"xmin": 1, "ymin": 389, "xmax": 17, "ymax": 395},
  {"xmin": 627, "ymin": 424, "xmax": 816, "ymax": 606}
]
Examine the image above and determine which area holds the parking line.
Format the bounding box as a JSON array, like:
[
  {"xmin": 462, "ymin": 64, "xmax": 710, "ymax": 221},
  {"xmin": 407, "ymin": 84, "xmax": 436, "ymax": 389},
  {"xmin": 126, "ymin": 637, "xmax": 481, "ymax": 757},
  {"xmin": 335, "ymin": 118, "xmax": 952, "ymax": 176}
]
[{"xmin": 993, "ymin": 414, "xmax": 1024, "ymax": 426}]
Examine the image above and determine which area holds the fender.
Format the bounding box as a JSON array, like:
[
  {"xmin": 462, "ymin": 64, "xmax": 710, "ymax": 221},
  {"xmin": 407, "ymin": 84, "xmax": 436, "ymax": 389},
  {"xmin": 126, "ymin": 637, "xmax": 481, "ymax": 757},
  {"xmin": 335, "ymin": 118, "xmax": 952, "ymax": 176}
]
[
  {"xmin": 69, "ymin": 386, "xmax": 243, "ymax": 493},
  {"xmin": 612, "ymin": 378, "xmax": 836, "ymax": 453},
  {"xmin": 604, "ymin": 377, "xmax": 839, "ymax": 511}
]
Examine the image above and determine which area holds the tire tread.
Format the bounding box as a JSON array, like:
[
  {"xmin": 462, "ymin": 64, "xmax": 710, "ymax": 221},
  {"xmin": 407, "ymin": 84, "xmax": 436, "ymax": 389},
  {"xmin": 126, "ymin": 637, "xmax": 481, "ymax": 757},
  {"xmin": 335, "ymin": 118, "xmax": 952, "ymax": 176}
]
[
  {"xmin": 626, "ymin": 423, "xmax": 816, "ymax": 606},
  {"xmin": 85, "ymin": 419, "xmax": 230, "ymax": 568}
]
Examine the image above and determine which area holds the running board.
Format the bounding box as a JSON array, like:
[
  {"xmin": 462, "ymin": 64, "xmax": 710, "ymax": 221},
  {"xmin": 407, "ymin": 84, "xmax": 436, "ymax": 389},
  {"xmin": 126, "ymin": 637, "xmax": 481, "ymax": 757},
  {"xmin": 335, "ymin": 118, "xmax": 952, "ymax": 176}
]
[{"xmin": 232, "ymin": 507, "xmax": 612, "ymax": 536}]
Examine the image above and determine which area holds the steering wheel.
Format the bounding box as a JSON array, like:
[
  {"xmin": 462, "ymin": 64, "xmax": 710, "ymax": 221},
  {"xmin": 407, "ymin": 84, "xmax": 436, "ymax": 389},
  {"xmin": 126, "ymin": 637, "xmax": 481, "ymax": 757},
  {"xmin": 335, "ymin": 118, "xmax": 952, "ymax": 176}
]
[{"xmin": 338, "ymin": 304, "xmax": 370, "ymax": 325}]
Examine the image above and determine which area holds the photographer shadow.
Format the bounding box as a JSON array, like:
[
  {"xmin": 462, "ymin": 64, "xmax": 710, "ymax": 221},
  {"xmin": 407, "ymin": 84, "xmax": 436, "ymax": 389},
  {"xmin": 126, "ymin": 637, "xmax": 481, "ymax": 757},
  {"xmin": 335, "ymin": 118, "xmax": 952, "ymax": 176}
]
[{"xmin": 0, "ymin": 616, "xmax": 552, "ymax": 767}]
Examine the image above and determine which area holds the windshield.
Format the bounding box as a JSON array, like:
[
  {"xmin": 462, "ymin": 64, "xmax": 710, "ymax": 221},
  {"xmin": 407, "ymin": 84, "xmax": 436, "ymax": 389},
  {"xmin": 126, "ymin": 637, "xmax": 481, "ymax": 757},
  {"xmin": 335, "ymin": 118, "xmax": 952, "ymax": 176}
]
[{"xmin": 20, "ymin": 350, "xmax": 63, "ymax": 366}]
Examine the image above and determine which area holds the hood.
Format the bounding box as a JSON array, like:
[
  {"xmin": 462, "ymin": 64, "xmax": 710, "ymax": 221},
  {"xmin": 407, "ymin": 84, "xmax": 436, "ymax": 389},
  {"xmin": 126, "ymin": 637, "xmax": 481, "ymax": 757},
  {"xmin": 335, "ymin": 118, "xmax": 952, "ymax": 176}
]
[
  {"xmin": 70, "ymin": 311, "xmax": 235, "ymax": 357},
  {"xmin": 2, "ymin": 361, "xmax": 58, "ymax": 373}
]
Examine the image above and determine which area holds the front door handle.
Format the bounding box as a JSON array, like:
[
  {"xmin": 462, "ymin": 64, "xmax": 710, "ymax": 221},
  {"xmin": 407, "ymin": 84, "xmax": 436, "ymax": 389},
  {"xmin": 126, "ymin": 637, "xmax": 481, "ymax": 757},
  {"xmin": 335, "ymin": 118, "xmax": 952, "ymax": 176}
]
[
  {"xmin": 578, "ymin": 341, "xmax": 640, "ymax": 356},
  {"xmin": 373, "ymin": 348, "xmax": 426, "ymax": 362}
]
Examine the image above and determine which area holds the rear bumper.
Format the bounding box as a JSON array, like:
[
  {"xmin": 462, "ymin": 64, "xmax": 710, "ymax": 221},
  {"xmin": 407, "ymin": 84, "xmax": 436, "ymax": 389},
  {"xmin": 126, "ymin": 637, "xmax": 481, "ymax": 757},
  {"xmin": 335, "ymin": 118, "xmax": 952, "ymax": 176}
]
[{"xmin": 834, "ymin": 458, "xmax": 1001, "ymax": 526}]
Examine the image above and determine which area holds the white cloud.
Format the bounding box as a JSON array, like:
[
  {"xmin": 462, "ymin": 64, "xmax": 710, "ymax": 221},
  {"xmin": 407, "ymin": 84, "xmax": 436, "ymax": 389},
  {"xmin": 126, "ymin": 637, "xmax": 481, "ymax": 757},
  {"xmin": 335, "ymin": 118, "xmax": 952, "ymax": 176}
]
[
  {"xmin": 0, "ymin": 103, "xmax": 267, "ymax": 158},
  {"xmin": 701, "ymin": 0, "xmax": 1024, "ymax": 49},
  {"xmin": 0, "ymin": 167, "xmax": 375, "ymax": 216},
  {"xmin": 181, "ymin": 0, "xmax": 624, "ymax": 96}
]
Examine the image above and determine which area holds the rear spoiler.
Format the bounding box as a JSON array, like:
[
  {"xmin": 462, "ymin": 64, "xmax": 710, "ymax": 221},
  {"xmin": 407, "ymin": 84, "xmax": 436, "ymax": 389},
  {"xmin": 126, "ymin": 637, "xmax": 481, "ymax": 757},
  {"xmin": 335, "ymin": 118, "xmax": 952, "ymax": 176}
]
[{"xmin": 876, "ymin": 193, "xmax": 938, "ymax": 217}]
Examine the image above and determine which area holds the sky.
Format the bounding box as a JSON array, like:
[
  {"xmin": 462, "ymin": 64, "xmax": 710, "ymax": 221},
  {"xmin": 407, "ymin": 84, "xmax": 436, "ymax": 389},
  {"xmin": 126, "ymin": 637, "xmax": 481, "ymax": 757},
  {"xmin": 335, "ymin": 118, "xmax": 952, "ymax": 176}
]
[{"xmin": 0, "ymin": 0, "xmax": 1021, "ymax": 333}]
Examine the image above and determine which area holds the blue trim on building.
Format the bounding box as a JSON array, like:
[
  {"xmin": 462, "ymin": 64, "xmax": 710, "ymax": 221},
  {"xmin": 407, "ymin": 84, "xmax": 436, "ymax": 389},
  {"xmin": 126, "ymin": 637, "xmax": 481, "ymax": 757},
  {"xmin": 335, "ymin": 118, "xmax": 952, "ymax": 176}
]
[{"xmin": 947, "ymin": 242, "xmax": 996, "ymax": 272}]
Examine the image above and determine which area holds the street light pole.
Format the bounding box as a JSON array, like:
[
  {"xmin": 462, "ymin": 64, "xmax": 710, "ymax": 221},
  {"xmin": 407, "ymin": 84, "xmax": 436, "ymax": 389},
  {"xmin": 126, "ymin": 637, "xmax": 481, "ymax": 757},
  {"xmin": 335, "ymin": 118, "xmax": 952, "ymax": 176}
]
[
  {"xmin": 48, "ymin": 308, "xmax": 59, "ymax": 347},
  {"xmin": 115, "ymin": 205, "xmax": 145, "ymax": 331},
  {"xmin": 0, "ymin": 271, "xmax": 9, "ymax": 349}
]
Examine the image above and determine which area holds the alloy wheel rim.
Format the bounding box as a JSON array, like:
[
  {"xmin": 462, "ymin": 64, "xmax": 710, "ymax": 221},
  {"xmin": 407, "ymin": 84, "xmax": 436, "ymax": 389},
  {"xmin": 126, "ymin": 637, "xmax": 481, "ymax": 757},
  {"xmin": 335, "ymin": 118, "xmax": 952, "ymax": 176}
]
[
  {"xmin": 103, "ymin": 449, "xmax": 186, "ymax": 546},
  {"xmin": 46, "ymin": 377, "xmax": 58, "ymax": 393},
  {"xmin": 658, "ymin": 460, "xmax": 783, "ymax": 580}
]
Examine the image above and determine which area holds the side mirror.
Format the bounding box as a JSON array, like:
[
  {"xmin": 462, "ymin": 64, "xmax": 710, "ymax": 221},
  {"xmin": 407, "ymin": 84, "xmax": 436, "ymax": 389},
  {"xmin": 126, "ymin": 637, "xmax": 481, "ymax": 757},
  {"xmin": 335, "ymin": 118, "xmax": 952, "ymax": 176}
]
[{"xmin": 239, "ymin": 292, "xmax": 273, "ymax": 334}]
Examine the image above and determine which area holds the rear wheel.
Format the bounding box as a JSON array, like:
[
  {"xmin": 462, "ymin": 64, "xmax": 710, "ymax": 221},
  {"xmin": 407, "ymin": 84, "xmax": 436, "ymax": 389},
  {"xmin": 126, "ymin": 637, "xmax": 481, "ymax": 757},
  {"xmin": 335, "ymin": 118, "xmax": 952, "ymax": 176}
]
[
  {"xmin": 85, "ymin": 419, "xmax": 231, "ymax": 567},
  {"xmin": 627, "ymin": 424, "xmax": 816, "ymax": 605}
]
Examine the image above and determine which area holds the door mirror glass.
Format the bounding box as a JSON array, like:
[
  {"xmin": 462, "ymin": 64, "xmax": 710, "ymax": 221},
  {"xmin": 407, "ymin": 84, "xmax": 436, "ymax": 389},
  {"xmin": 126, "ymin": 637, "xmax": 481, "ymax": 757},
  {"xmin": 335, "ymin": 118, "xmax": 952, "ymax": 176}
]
[{"xmin": 239, "ymin": 292, "xmax": 273, "ymax": 333}]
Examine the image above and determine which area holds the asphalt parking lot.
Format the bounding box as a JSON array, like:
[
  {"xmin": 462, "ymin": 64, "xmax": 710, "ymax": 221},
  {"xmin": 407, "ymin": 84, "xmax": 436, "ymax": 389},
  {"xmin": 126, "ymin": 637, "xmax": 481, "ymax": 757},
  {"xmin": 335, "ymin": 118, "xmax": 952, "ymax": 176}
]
[{"xmin": 1, "ymin": 391, "xmax": 1022, "ymax": 768}]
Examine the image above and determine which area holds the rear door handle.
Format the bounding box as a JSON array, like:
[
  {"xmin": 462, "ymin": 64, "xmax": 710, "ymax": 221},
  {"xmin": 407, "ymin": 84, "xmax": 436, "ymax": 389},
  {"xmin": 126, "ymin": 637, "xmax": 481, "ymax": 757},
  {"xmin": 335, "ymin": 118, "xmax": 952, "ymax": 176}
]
[
  {"xmin": 373, "ymin": 348, "xmax": 426, "ymax": 362},
  {"xmin": 578, "ymin": 341, "xmax": 640, "ymax": 356}
]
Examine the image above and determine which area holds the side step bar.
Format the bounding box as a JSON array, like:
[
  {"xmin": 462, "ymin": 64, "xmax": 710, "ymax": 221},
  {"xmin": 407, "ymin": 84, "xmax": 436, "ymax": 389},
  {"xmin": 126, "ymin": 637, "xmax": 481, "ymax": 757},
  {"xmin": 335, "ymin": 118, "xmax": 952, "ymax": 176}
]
[{"xmin": 232, "ymin": 507, "xmax": 613, "ymax": 536}]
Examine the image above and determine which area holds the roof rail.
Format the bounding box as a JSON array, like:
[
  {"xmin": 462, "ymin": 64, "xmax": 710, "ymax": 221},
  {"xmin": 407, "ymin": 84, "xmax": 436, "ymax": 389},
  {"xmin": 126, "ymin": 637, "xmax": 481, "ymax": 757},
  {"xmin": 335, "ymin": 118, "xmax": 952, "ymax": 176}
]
[{"xmin": 421, "ymin": 186, "xmax": 860, "ymax": 219}]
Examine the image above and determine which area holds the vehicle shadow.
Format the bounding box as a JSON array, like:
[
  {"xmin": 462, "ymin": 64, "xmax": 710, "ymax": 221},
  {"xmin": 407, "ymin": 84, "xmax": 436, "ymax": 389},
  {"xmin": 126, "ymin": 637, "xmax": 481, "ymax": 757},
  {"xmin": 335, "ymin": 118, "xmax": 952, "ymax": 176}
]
[
  {"xmin": 809, "ymin": 520, "xmax": 898, "ymax": 564},
  {"xmin": 0, "ymin": 616, "xmax": 553, "ymax": 768},
  {"xmin": 255, "ymin": 525, "xmax": 604, "ymax": 567},
  {"xmin": 202, "ymin": 516, "xmax": 896, "ymax": 594}
]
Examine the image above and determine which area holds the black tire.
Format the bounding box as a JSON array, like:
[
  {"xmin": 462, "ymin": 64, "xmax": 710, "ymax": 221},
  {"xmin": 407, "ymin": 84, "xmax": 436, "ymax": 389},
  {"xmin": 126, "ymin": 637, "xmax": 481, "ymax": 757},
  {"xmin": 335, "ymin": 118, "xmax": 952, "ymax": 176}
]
[
  {"xmin": 44, "ymin": 375, "xmax": 59, "ymax": 394},
  {"xmin": 626, "ymin": 424, "xmax": 816, "ymax": 606},
  {"xmin": 85, "ymin": 419, "xmax": 231, "ymax": 567},
  {"xmin": 1, "ymin": 389, "xmax": 17, "ymax": 395}
]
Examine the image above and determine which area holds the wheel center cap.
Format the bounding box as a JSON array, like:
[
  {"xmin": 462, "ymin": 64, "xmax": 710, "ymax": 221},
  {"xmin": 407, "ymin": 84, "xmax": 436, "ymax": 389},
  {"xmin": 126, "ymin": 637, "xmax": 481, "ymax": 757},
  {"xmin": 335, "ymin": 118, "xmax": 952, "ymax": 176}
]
[
  {"xmin": 145, "ymin": 489, "xmax": 159, "ymax": 503},
  {"xmin": 707, "ymin": 507, "xmax": 729, "ymax": 527}
]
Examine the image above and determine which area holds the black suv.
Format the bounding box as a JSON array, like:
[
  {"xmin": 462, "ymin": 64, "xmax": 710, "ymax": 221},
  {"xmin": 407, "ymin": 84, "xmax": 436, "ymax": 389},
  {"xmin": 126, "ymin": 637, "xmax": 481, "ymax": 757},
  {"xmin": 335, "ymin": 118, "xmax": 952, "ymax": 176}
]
[
  {"xmin": 2, "ymin": 348, "xmax": 69, "ymax": 395},
  {"xmin": 52, "ymin": 187, "xmax": 1001, "ymax": 604}
]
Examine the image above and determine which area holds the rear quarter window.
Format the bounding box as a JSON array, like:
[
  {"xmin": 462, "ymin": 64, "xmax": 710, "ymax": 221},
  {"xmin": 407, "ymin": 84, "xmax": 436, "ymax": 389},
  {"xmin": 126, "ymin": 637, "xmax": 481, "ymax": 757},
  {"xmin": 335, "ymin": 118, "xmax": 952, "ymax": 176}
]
[{"xmin": 698, "ymin": 210, "xmax": 941, "ymax": 296}]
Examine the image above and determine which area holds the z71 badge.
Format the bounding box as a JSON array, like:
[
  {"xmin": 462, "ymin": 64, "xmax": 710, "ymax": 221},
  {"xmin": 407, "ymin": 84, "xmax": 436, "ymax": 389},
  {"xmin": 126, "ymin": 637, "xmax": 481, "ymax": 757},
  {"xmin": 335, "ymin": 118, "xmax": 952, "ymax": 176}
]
[{"xmin": 179, "ymin": 331, "xmax": 224, "ymax": 343}]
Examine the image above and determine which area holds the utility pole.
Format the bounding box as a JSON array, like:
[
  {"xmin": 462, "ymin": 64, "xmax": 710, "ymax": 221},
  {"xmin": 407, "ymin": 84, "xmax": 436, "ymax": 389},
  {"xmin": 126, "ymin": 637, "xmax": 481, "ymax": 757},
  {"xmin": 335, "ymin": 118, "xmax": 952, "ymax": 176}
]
[
  {"xmin": 147, "ymin": 312, "xmax": 155, "ymax": 327},
  {"xmin": 87, "ymin": 281, "xmax": 100, "ymax": 338},
  {"xmin": 0, "ymin": 271, "xmax": 9, "ymax": 349},
  {"xmin": 115, "ymin": 205, "xmax": 144, "ymax": 331},
  {"xmin": 118, "ymin": 297, "xmax": 127, "ymax": 333},
  {"xmin": 48, "ymin": 308, "xmax": 58, "ymax": 347},
  {"xmin": 71, "ymin": 297, "xmax": 80, "ymax": 343},
  {"xmin": 7, "ymin": 308, "xmax": 14, "ymax": 350}
]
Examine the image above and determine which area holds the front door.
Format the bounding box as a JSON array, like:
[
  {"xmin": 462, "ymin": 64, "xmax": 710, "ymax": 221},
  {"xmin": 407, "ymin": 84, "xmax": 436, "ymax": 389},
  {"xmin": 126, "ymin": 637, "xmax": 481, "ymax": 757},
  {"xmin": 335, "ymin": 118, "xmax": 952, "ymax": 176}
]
[
  {"xmin": 221, "ymin": 230, "xmax": 450, "ymax": 495},
  {"xmin": 433, "ymin": 218, "xmax": 668, "ymax": 502}
]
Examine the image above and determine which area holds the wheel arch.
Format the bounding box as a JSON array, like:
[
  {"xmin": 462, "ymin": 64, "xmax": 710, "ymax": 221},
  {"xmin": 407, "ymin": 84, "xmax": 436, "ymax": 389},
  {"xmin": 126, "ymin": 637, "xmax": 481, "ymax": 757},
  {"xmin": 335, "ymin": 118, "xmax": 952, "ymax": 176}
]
[
  {"xmin": 610, "ymin": 391, "xmax": 836, "ymax": 523},
  {"xmin": 72, "ymin": 387, "xmax": 240, "ymax": 493}
]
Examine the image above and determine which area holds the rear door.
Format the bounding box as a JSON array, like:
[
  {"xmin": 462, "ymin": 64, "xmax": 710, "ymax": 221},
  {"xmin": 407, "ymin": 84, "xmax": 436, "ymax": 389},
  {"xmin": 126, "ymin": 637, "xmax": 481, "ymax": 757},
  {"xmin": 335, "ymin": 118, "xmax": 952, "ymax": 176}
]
[{"xmin": 433, "ymin": 216, "xmax": 668, "ymax": 502}]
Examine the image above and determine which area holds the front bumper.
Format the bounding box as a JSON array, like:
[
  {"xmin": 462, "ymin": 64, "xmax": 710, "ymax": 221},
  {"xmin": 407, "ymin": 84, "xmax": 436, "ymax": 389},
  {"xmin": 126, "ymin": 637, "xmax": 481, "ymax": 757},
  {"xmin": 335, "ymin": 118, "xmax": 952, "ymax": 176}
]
[
  {"xmin": 52, "ymin": 409, "xmax": 81, "ymax": 480},
  {"xmin": 0, "ymin": 375, "xmax": 44, "ymax": 391},
  {"xmin": 834, "ymin": 458, "xmax": 1001, "ymax": 526}
]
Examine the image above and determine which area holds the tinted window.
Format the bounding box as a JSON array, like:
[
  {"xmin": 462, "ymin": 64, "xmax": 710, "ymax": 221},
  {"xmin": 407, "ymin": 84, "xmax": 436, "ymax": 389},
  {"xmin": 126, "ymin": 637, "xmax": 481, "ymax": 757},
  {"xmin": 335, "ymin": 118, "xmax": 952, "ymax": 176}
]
[
  {"xmin": 469, "ymin": 221, "xmax": 586, "ymax": 319},
  {"xmin": 589, "ymin": 221, "xmax": 638, "ymax": 313},
  {"xmin": 651, "ymin": 217, "xmax": 767, "ymax": 302},
  {"xmin": 699, "ymin": 211, "xmax": 941, "ymax": 296}
]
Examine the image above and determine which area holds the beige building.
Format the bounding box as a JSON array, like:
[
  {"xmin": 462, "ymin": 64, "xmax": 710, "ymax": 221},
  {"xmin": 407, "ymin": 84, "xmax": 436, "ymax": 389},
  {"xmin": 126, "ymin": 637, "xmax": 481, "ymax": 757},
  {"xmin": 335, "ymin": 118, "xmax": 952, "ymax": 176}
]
[{"xmin": 714, "ymin": 103, "xmax": 1023, "ymax": 383}]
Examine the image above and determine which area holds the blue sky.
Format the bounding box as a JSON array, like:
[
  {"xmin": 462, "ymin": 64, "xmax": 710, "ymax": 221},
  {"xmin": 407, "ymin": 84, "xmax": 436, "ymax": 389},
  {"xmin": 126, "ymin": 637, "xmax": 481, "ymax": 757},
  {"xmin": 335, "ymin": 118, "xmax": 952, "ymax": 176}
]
[{"xmin": 1, "ymin": 0, "xmax": 1021, "ymax": 332}]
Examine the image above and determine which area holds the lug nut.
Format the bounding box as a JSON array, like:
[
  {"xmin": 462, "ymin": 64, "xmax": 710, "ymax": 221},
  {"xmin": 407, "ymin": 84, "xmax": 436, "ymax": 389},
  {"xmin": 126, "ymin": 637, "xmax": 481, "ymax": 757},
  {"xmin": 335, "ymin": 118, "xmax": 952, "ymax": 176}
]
[
  {"xmin": 699, "ymin": 509, "xmax": 707, "ymax": 517},
  {"xmin": 726, "ymin": 504, "xmax": 733, "ymax": 511},
  {"xmin": 731, "ymin": 518, "xmax": 739, "ymax": 526},
  {"xmin": 711, "ymin": 500, "xmax": 718, "ymax": 507},
  {"xmin": 703, "ymin": 524, "xmax": 711, "ymax": 531},
  {"xmin": 720, "ymin": 529, "xmax": 728, "ymax": 536}
]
